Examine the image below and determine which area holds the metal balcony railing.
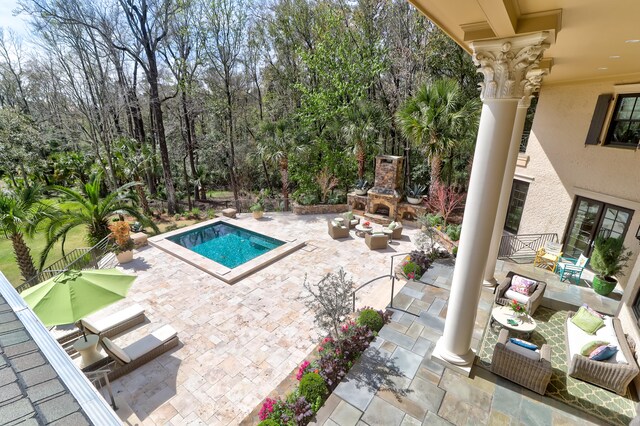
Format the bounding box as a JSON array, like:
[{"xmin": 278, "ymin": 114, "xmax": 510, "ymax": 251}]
[{"xmin": 498, "ymin": 233, "xmax": 559, "ymax": 261}]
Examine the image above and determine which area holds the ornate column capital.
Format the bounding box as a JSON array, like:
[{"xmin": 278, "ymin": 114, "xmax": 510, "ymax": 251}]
[
  {"xmin": 472, "ymin": 32, "xmax": 551, "ymax": 101},
  {"xmin": 519, "ymin": 68, "xmax": 547, "ymax": 108}
]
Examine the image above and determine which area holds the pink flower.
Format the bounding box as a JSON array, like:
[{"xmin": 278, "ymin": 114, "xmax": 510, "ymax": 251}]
[
  {"xmin": 296, "ymin": 360, "xmax": 311, "ymax": 381},
  {"xmin": 322, "ymin": 337, "xmax": 333, "ymax": 344},
  {"xmin": 407, "ymin": 272, "xmax": 415, "ymax": 279},
  {"xmin": 259, "ymin": 398, "xmax": 276, "ymax": 420},
  {"xmin": 318, "ymin": 345, "xmax": 324, "ymax": 352}
]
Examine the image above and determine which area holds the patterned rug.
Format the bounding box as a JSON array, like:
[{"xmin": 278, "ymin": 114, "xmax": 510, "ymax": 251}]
[{"xmin": 476, "ymin": 307, "xmax": 637, "ymax": 426}]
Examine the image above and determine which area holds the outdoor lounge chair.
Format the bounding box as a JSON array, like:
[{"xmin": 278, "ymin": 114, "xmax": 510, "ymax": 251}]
[
  {"xmin": 328, "ymin": 219, "xmax": 350, "ymax": 239},
  {"xmin": 555, "ymin": 254, "xmax": 589, "ymax": 284},
  {"xmin": 365, "ymin": 232, "xmax": 387, "ymax": 250},
  {"xmin": 495, "ymin": 271, "xmax": 546, "ymax": 315},
  {"xmin": 342, "ymin": 211, "xmax": 360, "ymax": 229},
  {"xmin": 491, "ymin": 329, "xmax": 552, "ymax": 395},
  {"xmin": 55, "ymin": 304, "xmax": 146, "ymax": 353},
  {"xmin": 533, "ymin": 241, "xmax": 563, "ymax": 271},
  {"xmin": 383, "ymin": 221, "xmax": 403, "ymax": 240},
  {"xmin": 84, "ymin": 324, "xmax": 178, "ymax": 382}
]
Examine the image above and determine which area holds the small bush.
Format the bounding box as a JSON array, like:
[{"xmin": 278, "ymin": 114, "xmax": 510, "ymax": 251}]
[
  {"xmin": 173, "ymin": 213, "xmax": 181, "ymax": 221},
  {"xmin": 299, "ymin": 373, "xmax": 328, "ymax": 411},
  {"xmin": 165, "ymin": 223, "xmax": 179, "ymax": 232},
  {"xmin": 445, "ymin": 224, "xmax": 461, "ymax": 241},
  {"xmin": 257, "ymin": 420, "xmax": 279, "ymax": 426},
  {"xmin": 357, "ymin": 309, "xmax": 384, "ymax": 332},
  {"xmin": 190, "ymin": 208, "xmax": 201, "ymax": 219},
  {"xmin": 402, "ymin": 260, "xmax": 421, "ymax": 280},
  {"xmin": 426, "ymin": 213, "xmax": 444, "ymax": 227},
  {"xmin": 206, "ymin": 208, "xmax": 216, "ymax": 219},
  {"xmin": 409, "ymin": 250, "xmax": 433, "ymax": 273}
]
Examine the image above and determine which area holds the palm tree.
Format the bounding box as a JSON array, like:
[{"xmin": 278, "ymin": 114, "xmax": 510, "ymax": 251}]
[
  {"xmin": 41, "ymin": 172, "xmax": 158, "ymax": 268},
  {"xmin": 396, "ymin": 79, "xmax": 480, "ymax": 194},
  {"xmin": 342, "ymin": 102, "xmax": 385, "ymax": 180},
  {"xmin": 258, "ymin": 120, "xmax": 304, "ymax": 211},
  {"xmin": 0, "ymin": 185, "xmax": 51, "ymax": 282}
]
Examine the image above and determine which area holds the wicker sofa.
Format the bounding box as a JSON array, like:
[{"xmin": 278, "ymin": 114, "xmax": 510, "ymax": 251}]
[
  {"xmin": 565, "ymin": 311, "xmax": 639, "ymax": 395},
  {"xmin": 491, "ymin": 329, "xmax": 552, "ymax": 395},
  {"xmin": 495, "ymin": 271, "xmax": 547, "ymax": 315}
]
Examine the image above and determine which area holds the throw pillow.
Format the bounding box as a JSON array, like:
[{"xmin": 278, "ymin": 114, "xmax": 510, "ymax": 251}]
[
  {"xmin": 505, "ymin": 342, "xmax": 540, "ymax": 361},
  {"xmin": 571, "ymin": 306, "xmax": 605, "ymax": 334},
  {"xmin": 580, "ymin": 340, "xmax": 609, "ymax": 356},
  {"xmin": 582, "ymin": 303, "xmax": 604, "ymax": 319},
  {"xmin": 509, "ymin": 337, "xmax": 538, "ymax": 351},
  {"xmin": 511, "ymin": 275, "xmax": 538, "ymax": 296},
  {"xmin": 345, "ymin": 211, "xmax": 354, "ymax": 220},
  {"xmin": 388, "ymin": 221, "xmax": 397, "ymax": 230},
  {"xmin": 589, "ymin": 345, "xmax": 618, "ymax": 361}
]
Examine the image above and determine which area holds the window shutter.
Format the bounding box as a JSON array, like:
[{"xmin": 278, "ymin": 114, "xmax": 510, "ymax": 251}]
[{"xmin": 585, "ymin": 94, "xmax": 613, "ymax": 145}]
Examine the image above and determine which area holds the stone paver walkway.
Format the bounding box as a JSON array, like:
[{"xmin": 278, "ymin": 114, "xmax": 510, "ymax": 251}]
[
  {"xmin": 313, "ymin": 261, "xmax": 615, "ymax": 425},
  {"xmin": 79, "ymin": 212, "xmax": 420, "ymax": 425}
]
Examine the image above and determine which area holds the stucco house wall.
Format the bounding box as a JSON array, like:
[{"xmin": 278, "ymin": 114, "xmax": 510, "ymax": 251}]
[
  {"xmin": 516, "ymin": 78, "xmax": 640, "ymax": 385},
  {"xmin": 515, "ymin": 79, "xmax": 640, "ymax": 287}
]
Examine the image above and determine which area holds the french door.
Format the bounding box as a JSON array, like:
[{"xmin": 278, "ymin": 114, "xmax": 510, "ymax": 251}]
[{"xmin": 563, "ymin": 196, "xmax": 633, "ymax": 259}]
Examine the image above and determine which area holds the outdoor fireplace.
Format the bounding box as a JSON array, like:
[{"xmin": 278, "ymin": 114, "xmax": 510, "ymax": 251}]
[{"xmin": 366, "ymin": 155, "xmax": 404, "ymax": 220}]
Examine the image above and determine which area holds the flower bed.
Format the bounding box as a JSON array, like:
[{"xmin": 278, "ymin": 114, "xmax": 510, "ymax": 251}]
[
  {"xmin": 257, "ymin": 308, "xmax": 391, "ymax": 425},
  {"xmin": 292, "ymin": 203, "xmax": 349, "ymax": 215}
]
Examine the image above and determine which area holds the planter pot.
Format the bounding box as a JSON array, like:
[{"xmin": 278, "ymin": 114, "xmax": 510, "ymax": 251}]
[
  {"xmin": 252, "ymin": 210, "xmax": 264, "ymax": 219},
  {"xmin": 116, "ymin": 250, "xmax": 133, "ymax": 264},
  {"xmin": 406, "ymin": 196, "xmax": 421, "ymax": 205},
  {"xmin": 592, "ymin": 275, "xmax": 617, "ymax": 296},
  {"xmin": 354, "ymin": 189, "xmax": 368, "ymax": 196}
]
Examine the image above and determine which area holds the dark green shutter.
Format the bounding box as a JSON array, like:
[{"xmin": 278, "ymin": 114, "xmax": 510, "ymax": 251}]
[{"xmin": 585, "ymin": 94, "xmax": 613, "ymax": 145}]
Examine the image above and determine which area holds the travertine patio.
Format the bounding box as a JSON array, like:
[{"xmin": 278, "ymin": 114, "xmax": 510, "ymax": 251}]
[{"xmin": 82, "ymin": 212, "xmax": 421, "ymax": 425}]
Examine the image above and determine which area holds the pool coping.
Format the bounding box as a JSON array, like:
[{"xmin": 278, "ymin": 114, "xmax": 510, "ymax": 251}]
[{"xmin": 148, "ymin": 217, "xmax": 305, "ymax": 284}]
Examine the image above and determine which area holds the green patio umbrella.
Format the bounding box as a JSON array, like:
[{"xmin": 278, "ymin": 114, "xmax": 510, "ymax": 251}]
[{"xmin": 21, "ymin": 269, "xmax": 136, "ymax": 333}]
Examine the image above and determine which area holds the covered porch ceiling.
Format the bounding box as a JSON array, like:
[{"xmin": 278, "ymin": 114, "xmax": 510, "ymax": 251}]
[{"xmin": 408, "ymin": 0, "xmax": 640, "ymax": 85}]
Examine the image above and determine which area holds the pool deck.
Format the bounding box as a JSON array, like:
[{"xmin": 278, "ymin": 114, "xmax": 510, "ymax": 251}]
[{"xmin": 84, "ymin": 212, "xmax": 421, "ymax": 424}]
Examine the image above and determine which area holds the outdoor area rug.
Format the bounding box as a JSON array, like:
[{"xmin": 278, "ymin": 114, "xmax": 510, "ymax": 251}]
[{"xmin": 476, "ymin": 306, "xmax": 637, "ymax": 426}]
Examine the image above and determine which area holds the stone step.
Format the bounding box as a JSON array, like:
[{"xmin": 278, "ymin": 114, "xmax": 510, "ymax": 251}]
[{"xmin": 363, "ymin": 212, "xmax": 392, "ymax": 225}]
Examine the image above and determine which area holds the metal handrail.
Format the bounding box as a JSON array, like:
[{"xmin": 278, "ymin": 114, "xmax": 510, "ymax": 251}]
[
  {"xmin": 519, "ymin": 130, "xmax": 530, "ymax": 153},
  {"xmin": 16, "ymin": 235, "xmax": 113, "ymax": 293},
  {"xmin": 350, "ymin": 252, "xmax": 412, "ymax": 312}
]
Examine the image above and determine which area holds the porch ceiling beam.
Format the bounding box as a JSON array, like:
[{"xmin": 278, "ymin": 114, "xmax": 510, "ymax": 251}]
[
  {"xmin": 462, "ymin": 10, "xmax": 562, "ymax": 44},
  {"xmin": 477, "ymin": 0, "xmax": 519, "ymax": 37}
]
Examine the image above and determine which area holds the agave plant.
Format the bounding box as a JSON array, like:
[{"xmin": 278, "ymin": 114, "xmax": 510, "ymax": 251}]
[{"xmin": 407, "ymin": 184, "xmax": 427, "ymax": 198}]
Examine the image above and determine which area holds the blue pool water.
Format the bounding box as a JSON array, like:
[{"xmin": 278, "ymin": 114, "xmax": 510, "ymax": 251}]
[{"xmin": 167, "ymin": 222, "xmax": 284, "ymax": 269}]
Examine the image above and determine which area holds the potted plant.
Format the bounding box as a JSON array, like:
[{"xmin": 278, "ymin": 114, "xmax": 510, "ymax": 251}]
[
  {"xmin": 250, "ymin": 203, "xmax": 264, "ymax": 219},
  {"xmin": 109, "ymin": 221, "xmax": 135, "ymax": 264},
  {"xmin": 406, "ymin": 184, "xmax": 426, "ymax": 205},
  {"xmin": 354, "ymin": 179, "xmax": 369, "ymax": 196},
  {"xmin": 590, "ymin": 236, "xmax": 633, "ymax": 296}
]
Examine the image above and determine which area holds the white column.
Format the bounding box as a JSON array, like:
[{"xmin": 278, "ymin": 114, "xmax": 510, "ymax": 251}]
[
  {"xmin": 483, "ymin": 70, "xmax": 545, "ymax": 286},
  {"xmin": 434, "ymin": 33, "xmax": 550, "ymax": 366}
]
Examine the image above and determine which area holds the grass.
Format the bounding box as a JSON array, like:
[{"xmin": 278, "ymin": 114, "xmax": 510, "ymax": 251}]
[{"xmin": 0, "ymin": 226, "xmax": 88, "ymax": 288}]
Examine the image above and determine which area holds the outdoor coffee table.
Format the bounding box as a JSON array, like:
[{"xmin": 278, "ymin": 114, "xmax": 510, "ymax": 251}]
[
  {"xmin": 490, "ymin": 305, "xmax": 537, "ymax": 338},
  {"xmin": 73, "ymin": 334, "xmax": 103, "ymax": 368},
  {"xmin": 354, "ymin": 224, "xmax": 373, "ymax": 237}
]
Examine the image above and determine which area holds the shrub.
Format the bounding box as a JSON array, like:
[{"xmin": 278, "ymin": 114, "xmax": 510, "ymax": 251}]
[
  {"xmin": 173, "ymin": 213, "xmax": 181, "ymax": 221},
  {"xmin": 206, "ymin": 208, "xmax": 216, "ymax": 219},
  {"xmin": 445, "ymin": 224, "xmax": 461, "ymax": 241},
  {"xmin": 165, "ymin": 223, "xmax": 179, "ymax": 232},
  {"xmin": 409, "ymin": 250, "xmax": 433, "ymax": 273},
  {"xmin": 299, "ymin": 373, "xmax": 328, "ymax": 411},
  {"xmin": 257, "ymin": 419, "xmax": 279, "ymax": 426},
  {"xmin": 426, "ymin": 213, "xmax": 444, "ymax": 227},
  {"xmin": 190, "ymin": 208, "xmax": 201, "ymax": 219},
  {"xmin": 357, "ymin": 308, "xmax": 384, "ymax": 332},
  {"xmin": 402, "ymin": 260, "xmax": 421, "ymax": 280}
]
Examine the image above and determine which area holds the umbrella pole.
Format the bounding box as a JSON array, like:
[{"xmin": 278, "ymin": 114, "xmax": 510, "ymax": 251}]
[{"xmin": 82, "ymin": 328, "xmax": 88, "ymax": 342}]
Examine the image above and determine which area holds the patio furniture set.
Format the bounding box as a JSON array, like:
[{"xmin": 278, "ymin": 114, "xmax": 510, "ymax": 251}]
[
  {"xmin": 534, "ymin": 241, "xmax": 590, "ymax": 284},
  {"xmin": 327, "ymin": 212, "xmax": 403, "ymax": 250},
  {"xmin": 489, "ymin": 271, "xmax": 639, "ymax": 396},
  {"xmin": 56, "ymin": 305, "xmax": 179, "ymax": 381}
]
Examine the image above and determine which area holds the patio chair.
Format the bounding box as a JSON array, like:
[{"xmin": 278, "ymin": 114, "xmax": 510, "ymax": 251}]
[
  {"xmin": 383, "ymin": 221, "xmax": 403, "ymax": 240},
  {"xmin": 365, "ymin": 232, "xmax": 388, "ymax": 250},
  {"xmin": 495, "ymin": 271, "xmax": 546, "ymax": 315},
  {"xmin": 555, "ymin": 254, "xmax": 589, "ymax": 284},
  {"xmin": 54, "ymin": 304, "xmax": 146, "ymax": 353},
  {"xmin": 342, "ymin": 211, "xmax": 360, "ymax": 229},
  {"xmin": 533, "ymin": 241, "xmax": 563, "ymax": 271},
  {"xmin": 491, "ymin": 329, "xmax": 552, "ymax": 395},
  {"xmin": 84, "ymin": 324, "xmax": 178, "ymax": 382},
  {"xmin": 328, "ymin": 219, "xmax": 350, "ymax": 239}
]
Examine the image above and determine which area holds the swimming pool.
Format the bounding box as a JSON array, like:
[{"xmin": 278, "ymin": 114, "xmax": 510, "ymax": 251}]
[{"xmin": 167, "ymin": 222, "xmax": 285, "ymax": 269}]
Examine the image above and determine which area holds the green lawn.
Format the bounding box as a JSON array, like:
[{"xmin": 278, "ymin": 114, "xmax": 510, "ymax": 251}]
[{"xmin": 0, "ymin": 226, "xmax": 88, "ymax": 288}]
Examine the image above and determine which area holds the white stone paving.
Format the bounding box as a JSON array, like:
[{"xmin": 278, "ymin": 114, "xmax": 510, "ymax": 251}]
[{"xmin": 89, "ymin": 212, "xmax": 420, "ymax": 425}]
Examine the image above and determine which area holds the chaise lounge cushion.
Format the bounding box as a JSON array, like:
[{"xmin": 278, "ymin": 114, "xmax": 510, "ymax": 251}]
[
  {"xmin": 505, "ymin": 341, "xmax": 541, "ymax": 361},
  {"xmin": 124, "ymin": 325, "xmax": 177, "ymax": 361},
  {"xmin": 102, "ymin": 337, "xmax": 132, "ymax": 363},
  {"xmin": 80, "ymin": 304, "xmax": 145, "ymax": 335}
]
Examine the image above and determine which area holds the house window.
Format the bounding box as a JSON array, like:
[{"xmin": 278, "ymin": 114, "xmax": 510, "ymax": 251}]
[
  {"xmin": 633, "ymin": 291, "xmax": 640, "ymax": 326},
  {"xmin": 606, "ymin": 94, "xmax": 640, "ymax": 148},
  {"xmin": 504, "ymin": 180, "xmax": 529, "ymax": 234}
]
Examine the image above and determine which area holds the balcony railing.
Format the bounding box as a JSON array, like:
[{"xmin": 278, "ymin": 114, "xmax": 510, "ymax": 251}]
[
  {"xmin": 498, "ymin": 233, "xmax": 559, "ymax": 261},
  {"xmin": 519, "ymin": 130, "xmax": 531, "ymax": 153}
]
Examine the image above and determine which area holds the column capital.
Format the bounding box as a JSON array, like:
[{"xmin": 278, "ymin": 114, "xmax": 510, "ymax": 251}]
[
  {"xmin": 519, "ymin": 68, "xmax": 547, "ymax": 108},
  {"xmin": 472, "ymin": 32, "xmax": 551, "ymax": 101}
]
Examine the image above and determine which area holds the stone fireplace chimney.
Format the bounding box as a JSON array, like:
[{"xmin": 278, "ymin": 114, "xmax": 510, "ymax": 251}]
[{"xmin": 369, "ymin": 155, "xmax": 404, "ymax": 198}]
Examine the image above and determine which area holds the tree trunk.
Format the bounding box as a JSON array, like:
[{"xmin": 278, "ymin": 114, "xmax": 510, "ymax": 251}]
[
  {"xmin": 147, "ymin": 56, "xmax": 177, "ymax": 214},
  {"xmin": 280, "ymin": 158, "xmax": 289, "ymax": 211},
  {"xmin": 183, "ymin": 155, "xmax": 192, "ymax": 211},
  {"xmin": 430, "ymin": 154, "xmax": 442, "ymax": 196},
  {"xmin": 134, "ymin": 178, "xmax": 151, "ymax": 216},
  {"xmin": 11, "ymin": 232, "xmax": 37, "ymax": 282},
  {"xmin": 357, "ymin": 142, "xmax": 365, "ymax": 179}
]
